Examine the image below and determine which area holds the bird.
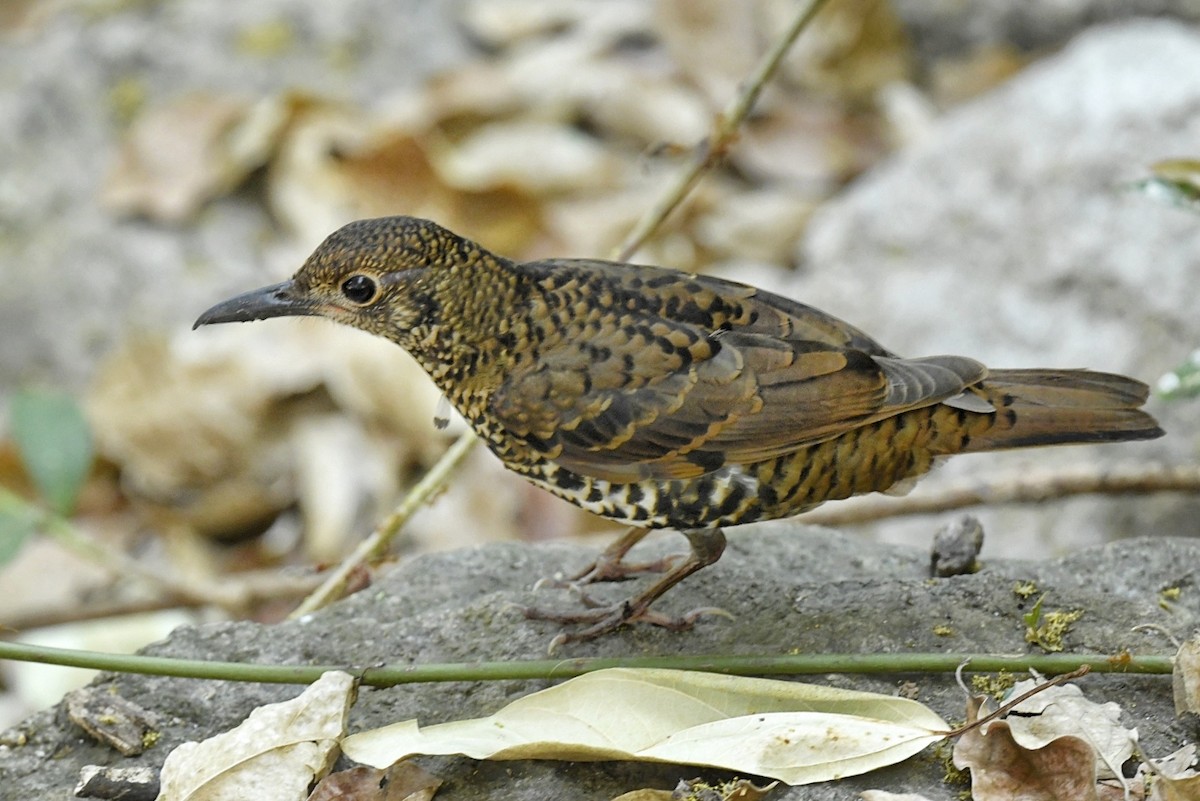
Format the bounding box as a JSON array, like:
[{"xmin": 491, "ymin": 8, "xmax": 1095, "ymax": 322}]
[{"xmin": 195, "ymin": 215, "xmax": 1164, "ymax": 643}]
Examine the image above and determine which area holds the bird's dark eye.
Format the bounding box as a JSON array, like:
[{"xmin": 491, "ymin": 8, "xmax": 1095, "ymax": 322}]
[{"xmin": 341, "ymin": 274, "xmax": 378, "ymax": 305}]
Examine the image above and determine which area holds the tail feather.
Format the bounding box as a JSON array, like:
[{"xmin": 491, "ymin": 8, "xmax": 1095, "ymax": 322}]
[{"xmin": 950, "ymin": 368, "xmax": 1163, "ymax": 453}]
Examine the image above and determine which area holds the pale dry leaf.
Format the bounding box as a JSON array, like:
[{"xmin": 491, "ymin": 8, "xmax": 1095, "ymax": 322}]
[
  {"xmin": 87, "ymin": 332, "xmax": 301, "ymax": 536},
  {"xmin": 655, "ymin": 0, "xmax": 759, "ymax": 107},
  {"xmin": 424, "ymin": 61, "xmax": 525, "ymax": 123},
  {"xmin": 928, "ymin": 44, "xmax": 1027, "ymax": 107},
  {"xmin": 291, "ymin": 414, "xmax": 399, "ymax": 563},
  {"xmin": 267, "ymin": 98, "xmax": 542, "ymax": 256},
  {"xmin": 1004, "ymin": 680, "xmax": 1136, "ymax": 780},
  {"xmin": 156, "ymin": 671, "xmax": 356, "ymax": 801},
  {"xmin": 306, "ymin": 762, "xmax": 442, "ymax": 801},
  {"xmin": 265, "ymin": 96, "xmax": 409, "ymax": 244},
  {"xmin": 460, "ymin": 0, "xmax": 649, "ymax": 50},
  {"xmin": 732, "ymin": 101, "xmax": 885, "ymax": 189},
  {"xmin": 692, "ymin": 188, "xmax": 814, "ymax": 264},
  {"xmin": 433, "ymin": 121, "xmax": 623, "ymax": 194},
  {"xmin": 459, "ymin": 0, "xmax": 592, "ymax": 47},
  {"xmin": 104, "ymin": 92, "xmax": 291, "ymax": 221},
  {"xmin": 1098, "ymin": 776, "xmax": 1145, "ymax": 801},
  {"xmin": 1172, "ymin": 634, "xmax": 1200, "ymax": 716},
  {"xmin": 542, "ymin": 187, "xmax": 669, "ymax": 261},
  {"xmin": 89, "ymin": 324, "xmax": 422, "ymax": 541},
  {"xmin": 767, "ymin": 0, "xmax": 912, "ymax": 101},
  {"xmin": 341, "ymin": 668, "xmax": 949, "ymax": 786},
  {"xmin": 577, "ymin": 66, "xmax": 711, "ymax": 146},
  {"xmin": 1148, "ymin": 744, "xmax": 1200, "ymax": 801}
]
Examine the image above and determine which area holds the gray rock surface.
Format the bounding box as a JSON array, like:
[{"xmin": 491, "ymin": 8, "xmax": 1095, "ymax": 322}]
[
  {"xmin": 787, "ymin": 19, "xmax": 1200, "ymax": 556},
  {"xmin": 1, "ymin": 527, "xmax": 1195, "ymax": 799},
  {"xmin": 892, "ymin": 0, "xmax": 1200, "ymax": 59}
]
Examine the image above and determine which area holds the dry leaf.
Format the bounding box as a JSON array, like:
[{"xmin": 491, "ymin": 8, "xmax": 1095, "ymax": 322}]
[
  {"xmin": 1172, "ymin": 634, "xmax": 1200, "ymax": 716},
  {"xmin": 655, "ymin": 0, "xmax": 760, "ymax": 107},
  {"xmin": 953, "ymin": 694, "xmax": 1105, "ymax": 801},
  {"xmin": 1003, "ymin": 680, "xmax": 1136, "ymax": 780},
  {"xmin": 433, "ymin": 121, "xmax": 623, "ymax": 194},
  {"xmin": 307, "ymin": 762, "xmax": 441, "ymax": 801},
  {"xmin": 156, "ymin": 671, "xmax": 356, "ymax": 801},
  {"xmin": 955, "ymin": 723, "xmax": 1098, "ymax": 800},
  {"xmin": 104, "ymin": 92, "xmax": 291, "ymax": 221},
  {"xmin": 88, "ymin": 325, "xmax": 443, "ymax": 544},
  {"xmin": 266, "ymin": 98, "xmax": 542, "ymax": 256},
  {"xmin": 341, "ymin": 668, "xmax": 949, "ymax": 786},
  {"xmin": 769, "ymin": 0, "xmax": 912, "ymax": 101},
  {"xmin": 692, "ymin": 188, "xmax": 814, "ymax": 264},
  {"xmin": 929, "ymin": 45, "xmax": 1027, "ymax": 107},
  {"xmin": 1148, "ymin": 744, "xmax": 1200, "ymax": 801},
  {"xmin": 460, "ymin": 0, "xmax": 650, "ymax": 51},
  {"xmin": 733, "ymin": 101, "xmax": 885, "ymax": 190}
]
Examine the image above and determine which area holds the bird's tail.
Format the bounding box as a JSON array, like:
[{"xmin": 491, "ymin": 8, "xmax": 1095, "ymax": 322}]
[{"xmin": 944, "ymin": 369, "xmax": 1164, "ymax": 454}]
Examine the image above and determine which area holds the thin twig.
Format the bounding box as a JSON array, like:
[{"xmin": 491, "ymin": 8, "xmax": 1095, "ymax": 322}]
[
  {"xmin": 288, "ymin": 428, "xmax": 478, "ymax": 618},
  {"xmin": 800, "ymin": 462, "xmax": 1200, "ymax": 527},
  {"xmin": 0, "ymin": 487, "xmax": 235, "ymax": 610},
  {"xmin": 948, "ymin": 666, "xmax": 1091, "ymax": 738},
  {"xmin": 7, "ymin": 570, "xmax": 323, "ymax": 632},
  {"xmin": 290, "ymin": 0, "xmax": 837, "ymax": 617},
  {"xmin": 616, "ymin": 0, "xmax": 835, "ymax": 261}
]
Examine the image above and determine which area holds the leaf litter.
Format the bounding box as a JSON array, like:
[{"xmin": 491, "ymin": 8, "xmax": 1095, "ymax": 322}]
[
  {"xmin": 155, "ymin": 671, "xmax": 355, "ymax": 801},
  {"xmin": 341, "ymin": 668, "xmax": 952, "ymax": 785}
]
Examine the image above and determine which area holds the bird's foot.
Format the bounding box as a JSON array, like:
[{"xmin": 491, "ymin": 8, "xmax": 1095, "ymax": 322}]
[
  {"xmin": 523, "ymin": 596, "xmax": 729, "ymax": 650},
  {"xmin": 525, "ymin": 527, "xmax": 730, "ymax": 650},
  {"xmin": 534, "ymin": 551, "xmax": 684, "ymax": 590}
]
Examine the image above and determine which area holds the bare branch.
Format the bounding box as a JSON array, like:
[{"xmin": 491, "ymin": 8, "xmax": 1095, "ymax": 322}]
[{"xmin": 800, "ymin": 462, "xmax": 1200, "ymax": 527}]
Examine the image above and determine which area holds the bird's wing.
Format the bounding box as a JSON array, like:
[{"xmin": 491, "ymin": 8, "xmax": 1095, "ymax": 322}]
[{"xmin": 489, "ymin": 261, "xmax": 987, "ymax": 482}]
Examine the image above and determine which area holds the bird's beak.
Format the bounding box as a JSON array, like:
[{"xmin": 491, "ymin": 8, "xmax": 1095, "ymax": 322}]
[{"xmin": 193, "ymin": 281, "xmax": 316, "ymax": 329}]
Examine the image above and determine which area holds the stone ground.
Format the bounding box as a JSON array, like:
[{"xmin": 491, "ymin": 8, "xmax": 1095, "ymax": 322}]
[{"xmin": 2, "ymin": 525, "xmax": 1196, "ymax": 799}]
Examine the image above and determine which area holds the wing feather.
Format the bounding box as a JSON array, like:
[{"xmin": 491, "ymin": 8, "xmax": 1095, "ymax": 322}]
[{"xmin": 489, "ymin": 260, "xmax": 986, "ymax": 481}]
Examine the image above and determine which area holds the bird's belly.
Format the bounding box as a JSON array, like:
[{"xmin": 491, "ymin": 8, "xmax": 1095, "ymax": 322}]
[
  {"xmin": 497, "ymin": 413, "xmax": 946, "ymax": 530},
  {"xmin": 511, "ymin": 460, "xmax": 769, "ymax": 530}
]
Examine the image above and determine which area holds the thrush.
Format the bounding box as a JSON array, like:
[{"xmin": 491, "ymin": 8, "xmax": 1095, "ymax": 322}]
[{"xmin": 195, "ymin": 216, "xmax": 1164, "ymax": 643}]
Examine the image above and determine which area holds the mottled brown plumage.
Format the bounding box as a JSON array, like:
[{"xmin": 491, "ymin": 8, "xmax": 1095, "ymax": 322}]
[{"xmin": 195, "ymin": 216, "xmax": 1164, "ymax": 642}]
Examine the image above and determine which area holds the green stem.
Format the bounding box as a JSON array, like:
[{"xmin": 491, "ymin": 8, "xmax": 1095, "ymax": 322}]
[{"xmin": 0, "ymin": 639, "xmax": 1172, "ymax": 686}]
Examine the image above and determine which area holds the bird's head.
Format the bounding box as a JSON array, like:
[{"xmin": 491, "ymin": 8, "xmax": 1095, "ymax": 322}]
[{"xmin": 194, "ymin": 216, "xmax": 477, "ymax": 346}]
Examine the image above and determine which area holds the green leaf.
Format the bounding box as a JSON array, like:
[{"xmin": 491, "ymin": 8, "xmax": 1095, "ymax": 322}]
[
  {"xmin": 10, "ymin": 389, "xmax": 94, "ymax": 516},
  {"xmin": 1132, "ymin": 159, "xmax": 1200, "ymax": 214},
  {"xmin": 1156, "ymin": 350, "xmax": 1200, "ymax": 401},
  {"xmin": 0, "ymin": 496, "xmax": 38, "ymax": 566}
]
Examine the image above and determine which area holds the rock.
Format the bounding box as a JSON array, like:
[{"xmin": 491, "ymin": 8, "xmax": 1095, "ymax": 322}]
[
  {"xmin": 892, "ymin": 0, "xmax": 1200, "ymax": 60},
  {"xmin": 789, "ymin": 19, "xmax": 1200, "ymax": 556},
  {"xmin": 1, "ymin": 528, "xmax": 1194, "ymax": 800}
]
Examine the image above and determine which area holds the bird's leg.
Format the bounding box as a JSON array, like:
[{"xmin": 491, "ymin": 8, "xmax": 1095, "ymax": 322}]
[
  {"xmin": 547, "ymin": 526, "xmax": 684, "ymax": 587},
  {"xmin": 525, "ymin": 527, "xmax": 728, "ymax": 646}
]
